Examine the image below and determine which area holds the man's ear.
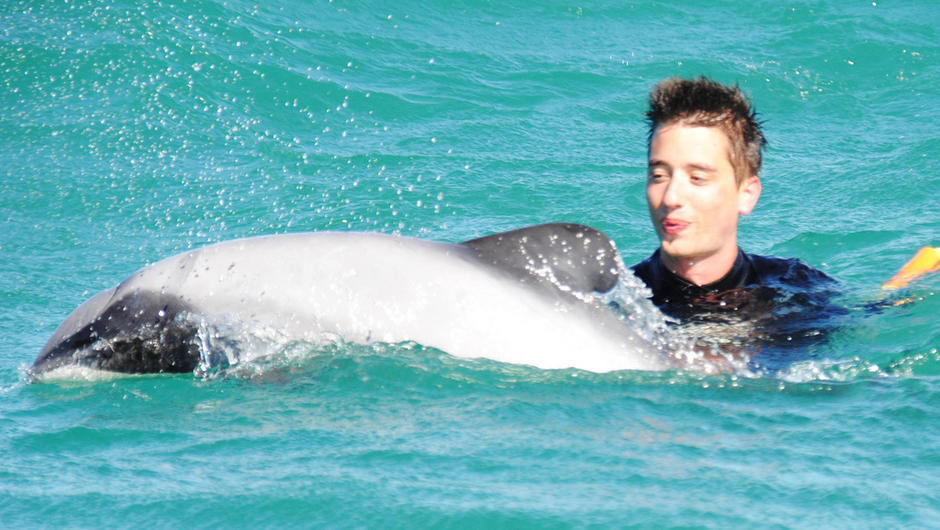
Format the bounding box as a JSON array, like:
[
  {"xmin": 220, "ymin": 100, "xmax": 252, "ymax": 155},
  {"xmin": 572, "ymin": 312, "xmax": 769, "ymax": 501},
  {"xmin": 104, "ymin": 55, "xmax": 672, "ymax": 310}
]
[{"xmin": 738, "ymin": 176, "xmax": 761, "ymax": 216}]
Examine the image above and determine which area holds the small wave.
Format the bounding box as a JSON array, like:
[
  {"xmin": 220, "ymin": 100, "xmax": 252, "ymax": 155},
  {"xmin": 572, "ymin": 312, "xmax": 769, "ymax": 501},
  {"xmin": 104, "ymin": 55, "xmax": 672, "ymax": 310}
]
[
  {"xmin": 780, "ymin": 347, "xmax": 940, "ymax": 383},
  {"xmin": 27, "ymin": 364, "xmax": 138, "ymax": 384}
]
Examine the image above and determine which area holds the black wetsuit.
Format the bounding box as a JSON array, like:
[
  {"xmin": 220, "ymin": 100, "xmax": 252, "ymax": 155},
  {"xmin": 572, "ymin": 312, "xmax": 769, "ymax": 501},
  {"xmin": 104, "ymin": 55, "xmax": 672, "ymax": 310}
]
[{"xmin": 631, "ymin": 248, "xmax": 843, "ymax": 368}]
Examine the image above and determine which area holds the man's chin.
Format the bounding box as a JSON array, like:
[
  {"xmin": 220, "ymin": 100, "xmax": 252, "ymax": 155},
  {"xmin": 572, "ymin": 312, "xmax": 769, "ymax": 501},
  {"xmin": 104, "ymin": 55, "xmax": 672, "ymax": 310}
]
[
  {"xmin": 659, "ymin": 243, "xmax": 707, "ymax": 267},
  {"xmin": 660, "ymin": 241, "xmax": 693, "ymax": 259}
]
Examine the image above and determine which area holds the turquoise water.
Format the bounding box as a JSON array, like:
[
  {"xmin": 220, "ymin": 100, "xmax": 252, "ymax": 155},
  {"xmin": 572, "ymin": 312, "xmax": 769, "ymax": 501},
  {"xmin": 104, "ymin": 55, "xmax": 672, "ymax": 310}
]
[{"xmin": 2, "ymin": 0, "xmax": 938, "ymax": 526}]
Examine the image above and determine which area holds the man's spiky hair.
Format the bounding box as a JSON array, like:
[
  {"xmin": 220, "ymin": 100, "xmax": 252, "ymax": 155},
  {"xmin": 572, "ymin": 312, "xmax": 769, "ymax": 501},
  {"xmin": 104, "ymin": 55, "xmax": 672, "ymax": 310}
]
[{"xmin": 646, "ymin": 77, "xmax": 766, "ymax": 183}]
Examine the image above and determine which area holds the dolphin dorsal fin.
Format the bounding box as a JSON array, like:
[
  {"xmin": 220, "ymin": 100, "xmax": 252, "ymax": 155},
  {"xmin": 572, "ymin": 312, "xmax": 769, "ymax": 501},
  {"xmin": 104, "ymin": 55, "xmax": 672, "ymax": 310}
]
[{"xmin": 460, "ymin": 223, "xmax": 622, "ymax": 295}]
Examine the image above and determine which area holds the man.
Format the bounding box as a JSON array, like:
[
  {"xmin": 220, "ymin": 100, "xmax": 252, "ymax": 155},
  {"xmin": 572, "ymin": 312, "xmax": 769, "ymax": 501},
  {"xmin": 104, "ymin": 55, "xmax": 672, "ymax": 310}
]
[{"xmin": 631, "ymin": 77, "xmax": 837, "ymax": 338}]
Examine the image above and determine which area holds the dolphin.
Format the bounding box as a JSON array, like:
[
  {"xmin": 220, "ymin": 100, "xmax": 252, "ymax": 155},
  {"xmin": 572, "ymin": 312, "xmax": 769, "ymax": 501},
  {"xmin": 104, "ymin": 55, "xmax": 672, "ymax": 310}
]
[{"xmin": 31, "ymin": 223, "xmax": 668, "ymax": 376}]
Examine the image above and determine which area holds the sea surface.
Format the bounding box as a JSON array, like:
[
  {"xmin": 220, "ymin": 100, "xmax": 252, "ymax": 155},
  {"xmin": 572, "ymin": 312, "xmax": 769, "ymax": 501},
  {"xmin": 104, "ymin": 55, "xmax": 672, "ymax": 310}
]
[{"xmin": 2, "ymin": 0, "xmax": 938, "ymax": 527}]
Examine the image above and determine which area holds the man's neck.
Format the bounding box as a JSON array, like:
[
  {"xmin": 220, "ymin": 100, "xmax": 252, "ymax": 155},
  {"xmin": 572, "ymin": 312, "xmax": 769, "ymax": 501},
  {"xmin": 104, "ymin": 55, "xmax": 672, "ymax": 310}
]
[{"xmin": 660, "ymin": 245, "xmax": 740, "ymax": 286}]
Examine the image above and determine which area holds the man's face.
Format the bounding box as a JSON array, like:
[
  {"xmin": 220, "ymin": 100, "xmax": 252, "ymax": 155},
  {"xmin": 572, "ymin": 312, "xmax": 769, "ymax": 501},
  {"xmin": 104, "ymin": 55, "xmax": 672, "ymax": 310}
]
[{"xmin": 646, "ymin": 123, "xmax": 759, "ymax": 267}]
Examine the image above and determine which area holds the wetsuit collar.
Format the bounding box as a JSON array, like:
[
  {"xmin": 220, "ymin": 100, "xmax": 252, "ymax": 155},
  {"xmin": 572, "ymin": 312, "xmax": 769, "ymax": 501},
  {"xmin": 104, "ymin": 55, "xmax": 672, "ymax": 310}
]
[{"xmin": 653, "ymin": 247, "xmax": 758, "ymax": 295}]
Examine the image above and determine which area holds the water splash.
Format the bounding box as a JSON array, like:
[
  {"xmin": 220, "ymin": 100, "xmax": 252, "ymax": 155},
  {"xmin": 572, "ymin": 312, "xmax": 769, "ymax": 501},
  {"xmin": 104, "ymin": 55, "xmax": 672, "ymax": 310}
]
[{"xmin": 598, "ymin": 267, "xmax": 757, "ymax": 375}]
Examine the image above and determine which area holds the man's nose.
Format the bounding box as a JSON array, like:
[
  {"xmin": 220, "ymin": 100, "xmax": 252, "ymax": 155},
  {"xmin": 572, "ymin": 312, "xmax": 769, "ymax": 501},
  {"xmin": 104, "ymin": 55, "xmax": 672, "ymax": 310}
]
[{"xmin": 661, "ymin": 174, "xmax": 685, "ymax": 208}]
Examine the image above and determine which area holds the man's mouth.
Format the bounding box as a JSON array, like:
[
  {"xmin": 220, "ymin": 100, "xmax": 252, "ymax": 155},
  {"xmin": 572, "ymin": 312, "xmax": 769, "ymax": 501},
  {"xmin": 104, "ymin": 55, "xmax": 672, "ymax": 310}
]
[{"xmin": 661, "ymin": 218, "xmax": 690, "ymax": 235}]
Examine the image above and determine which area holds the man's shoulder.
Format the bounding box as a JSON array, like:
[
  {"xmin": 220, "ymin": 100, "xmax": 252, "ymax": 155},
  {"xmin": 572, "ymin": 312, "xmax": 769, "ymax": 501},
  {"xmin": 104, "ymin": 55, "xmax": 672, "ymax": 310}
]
[{"xmin": 745, "ymin": 253, "xmax": 837, "ymax": 288}]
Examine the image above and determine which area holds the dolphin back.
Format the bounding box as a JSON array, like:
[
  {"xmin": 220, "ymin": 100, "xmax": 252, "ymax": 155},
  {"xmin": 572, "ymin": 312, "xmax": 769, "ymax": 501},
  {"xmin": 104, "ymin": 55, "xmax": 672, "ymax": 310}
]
[
  {"xmin": 461, "ymin": 223, "xmax": 621, "ymax": 295},
  {"xmin": 32, "ymin": 224, "xmax": 658, "ymax": 376}
]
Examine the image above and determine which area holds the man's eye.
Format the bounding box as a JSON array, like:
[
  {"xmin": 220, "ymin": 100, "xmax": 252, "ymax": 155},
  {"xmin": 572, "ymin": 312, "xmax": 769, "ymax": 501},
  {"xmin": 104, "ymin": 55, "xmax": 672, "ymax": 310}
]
[{"xmin": 690, "ymin": 174, "xmax": 708, "ymax": 184}]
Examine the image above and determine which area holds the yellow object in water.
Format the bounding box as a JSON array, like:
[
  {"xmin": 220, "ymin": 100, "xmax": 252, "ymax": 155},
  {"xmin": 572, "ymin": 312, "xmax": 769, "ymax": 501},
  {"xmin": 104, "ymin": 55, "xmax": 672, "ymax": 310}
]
[{"xmin": 882, "ymin": 246, "xmax": 940, "ymax": 290}]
